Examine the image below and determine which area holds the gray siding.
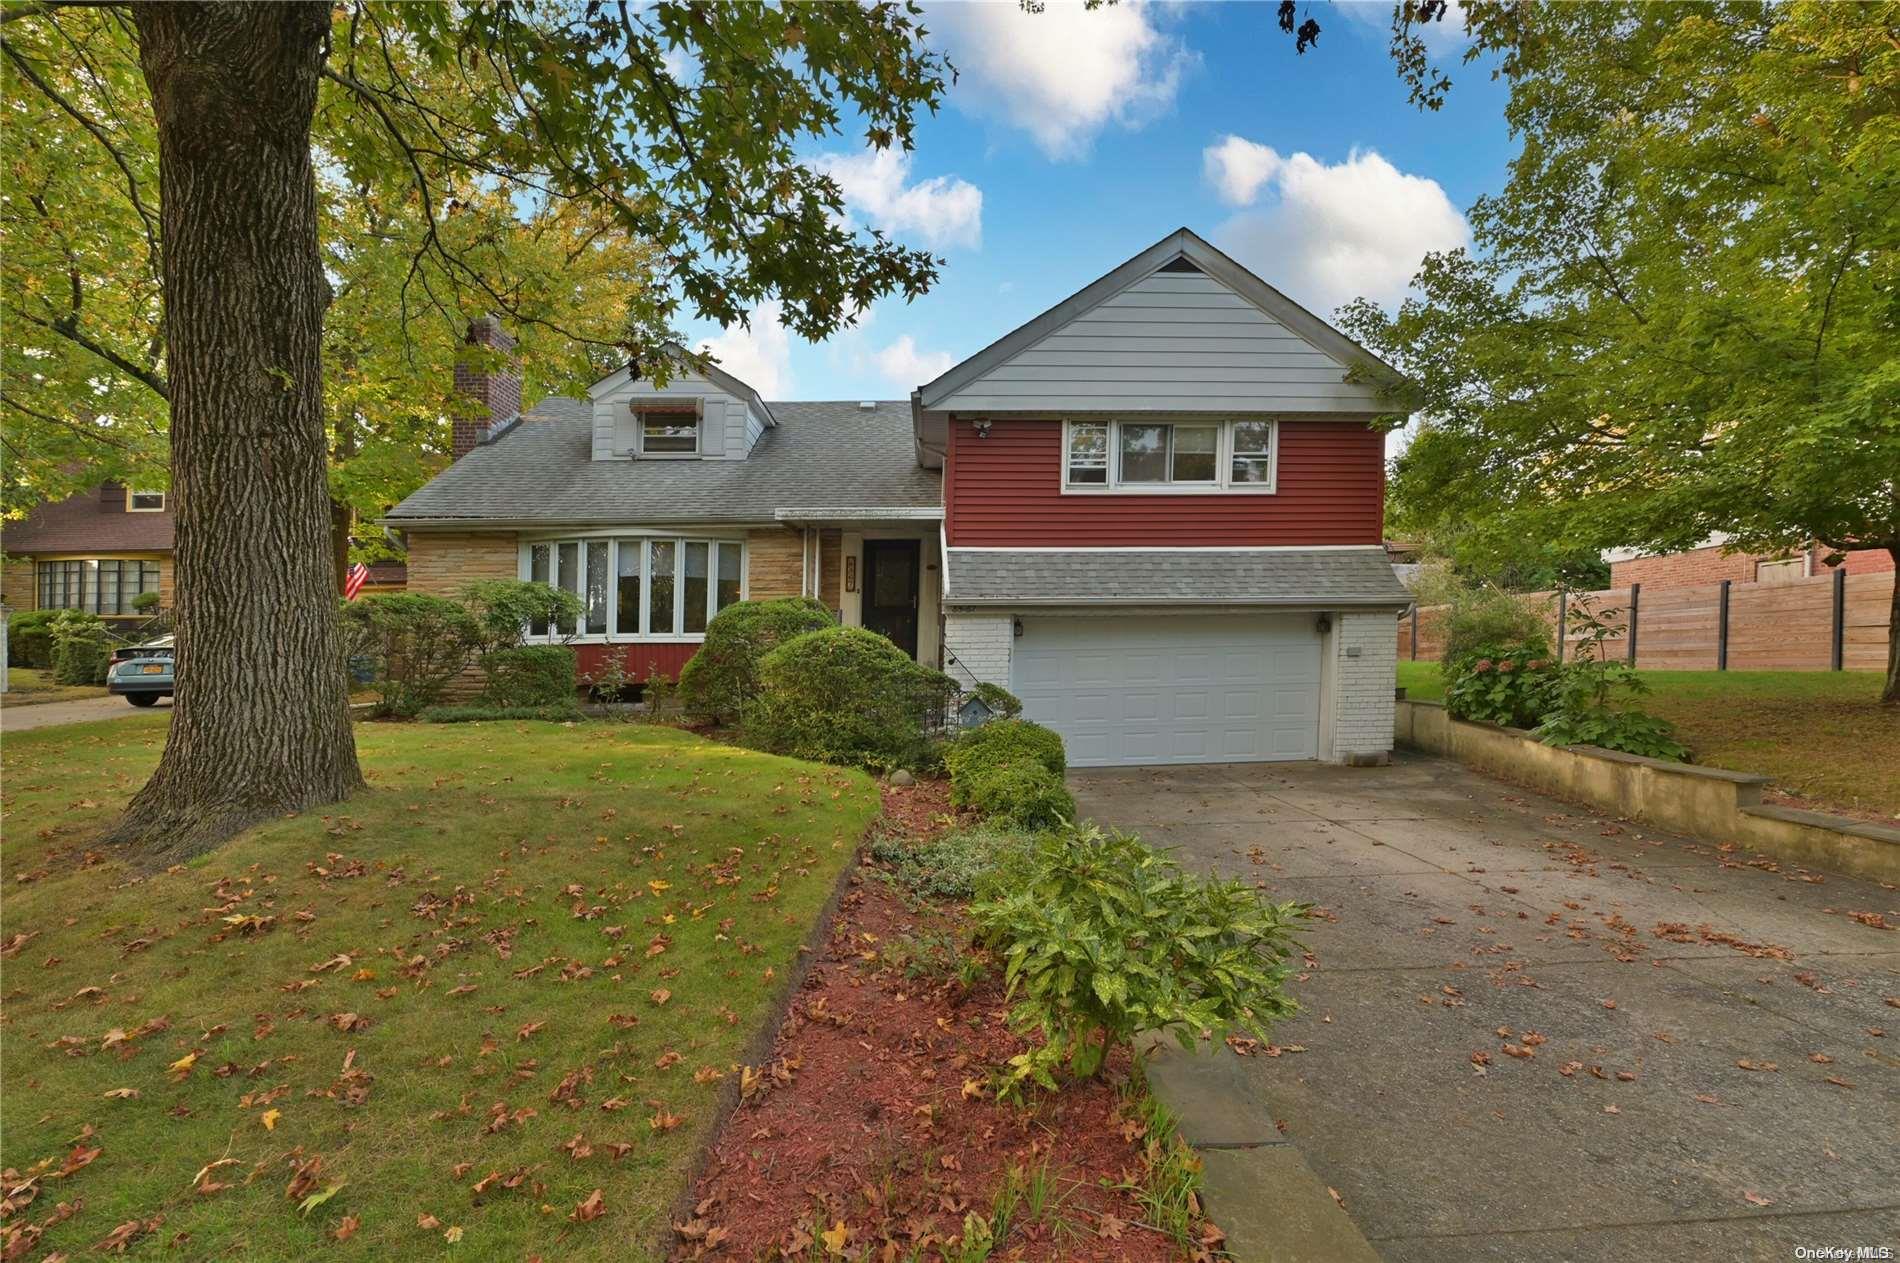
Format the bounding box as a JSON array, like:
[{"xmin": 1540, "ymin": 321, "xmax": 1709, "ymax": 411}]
[
  {"xmin": 590, "ymin": 371, "xmax": 769, "ymax": 461},
  {"xmin": 935, "ymin": 271, "xmax": 1385, "ymax": 414}
]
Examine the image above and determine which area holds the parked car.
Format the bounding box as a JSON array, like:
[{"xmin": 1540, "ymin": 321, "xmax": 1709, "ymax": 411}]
[{"xmin": 107, "ymin": 634, "xmax": 174, "ymax": 707}]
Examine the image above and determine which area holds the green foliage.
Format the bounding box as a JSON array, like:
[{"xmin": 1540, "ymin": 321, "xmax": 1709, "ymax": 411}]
[
  {"xmin": 1443, "ymin": 645, "xmax": 1557, "ymax": 729},
  {"xmin": 946, "ymin": 718, "xmax": 1065, "ymax": 783},
  {"xmin": 129, "ymin": 589, "xmax": 161, "ymax": 613},
  {"xmin": 461, "ymin": 580, "xmax": 582, "ymax": 652},
  {"xmin": 582, "ymin": 649, "xmax": 633, "ymax": 703},
  {"xmin": 678, "ymin": 597, "xmax": 834, "ymax": 725},
  {"xmin": 870, "ymin": 827, "xmax": 1032, "ymax": 903},
  {"xmin": 1343, "ymin": 1, "xmax": 1900, "ymax": 700},
  {"xmin": 1429, "ymin": 571, "xmax": 1552, "ymax": 675},
  {"xmin": 338, "ymin": 593, "xmax": 480, "ymax": 718},
  {"xmin": 741, "ymin": 626, "xmax": 956, "ymax": 771},
  {"xmin": 969, "ymin": 682, "xmax": 1024, "ymax": 721},
  {"xmin": 480, "ymin": 645, "xmax": 577, "ymax": 707},
  {"xmin": 1533, "ymin": 702, "xmax": 1691, "ymax": 762},
  {"xmin": 970, "ymin": 824, "xmax": 1306, "ymax": 1095},
  {"xmin": 954, "ymin": 759, "xmax": 1076, "ymax": 832},
  {"xmin": 6, "ymin": 609, "xmax": 61, "ymax": 669},
  {"xmin": 49, "ymin": 611, "xmax": 115, "ymax": 685},
  {"xmin": 417, "ymin": 704, "xmax": 587, "ymax": 724}
]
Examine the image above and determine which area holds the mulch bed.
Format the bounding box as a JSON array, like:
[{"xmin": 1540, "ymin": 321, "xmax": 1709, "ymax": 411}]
[{"xmin": 671, "ymin": 781, "xmax": 1216, "ymax": 1262}]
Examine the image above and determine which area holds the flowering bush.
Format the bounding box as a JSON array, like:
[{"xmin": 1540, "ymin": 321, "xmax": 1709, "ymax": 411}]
[{"xmin": 1444, "ymin": 641, "xmax": 1558, "ymax": 728}]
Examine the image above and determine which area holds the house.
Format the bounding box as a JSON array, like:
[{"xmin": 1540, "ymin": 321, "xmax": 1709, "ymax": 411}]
[
  {"xmin": 1604, "ymin": 536, "xmax": 1894, "ymax": 589},
  {"xmin": 1, "ymin": 484, "xmax": 408, "ymax": 625},
  {"xmin": 1, "ymin": 483, "xmax": 175, "ymax": 625},
  {"xmin": 386, "ymin": 229, "xmax": 1412, "ymax": 767}
]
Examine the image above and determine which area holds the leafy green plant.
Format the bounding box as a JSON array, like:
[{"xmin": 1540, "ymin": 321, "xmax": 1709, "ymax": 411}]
[
  {"xmin": 129, "ymin": 589, "xmax": 161, "ymax": 613},
  {"xmin": 479, "ymin": 644, "xmax": 577, "ymax": 707},
  {"xmin": 1443, "ymin": 643, "xmax": 1557, "ymax": 728},
  {"xmin": 970, "ymin": 824, "xmax": 1306, "ymax": 1095},
  {"xmin": 954, "ymin": 758, "xmax": 1075, "ymax": 832},
  {"xmin": 969, "ymin": 681, "xmax": 1024, "ymax": 721},
  {"xmin": 338, "ymin": 593, "xmax": 481, "ymax": 717},
  {"xmin": 583, "ymin": 648, "xmax": 633, "ymax": 702},
  {"xmin": 1121, "ymin": 1089, "xmax": 1206, "ymax": 1250},
  {"xmin": 1531, "ymin": 597, "xmax": 1690, "ymax": 760},
  {"xmin": 417, "ymin": 704, "xmax": 587, "ymax": 724},
  {"xmin": 460, "ymin": 579, "xmax": 582, "ymax": 651},
  {"xmin": 1533, "ymin": 702, "xmax": 1690, "ymax": 760},
  {"xmin": 946, "ymin": 718, "xmax": 1065, "ymax": 783},
  {"xmin": 6, "ymin": 609, "xmax": 60, "ymax": 668},
  {"xmin": 869, "ymin": 827, "xmax": 1030, "ymax": 902},
  {"xmin": 49, "ymin": 611, "xmax": 115, "ymax": 685},
  {"xmin": 678, "ymin": 597, "xmax": 835, "ymax": 724},
  {"xmin": 741, "ymin": 625, "xmax": 956, "ymax": 771},
  {"xmin": 1436, "ymin": 577, "xmax": 1551, "ymax": 676}
]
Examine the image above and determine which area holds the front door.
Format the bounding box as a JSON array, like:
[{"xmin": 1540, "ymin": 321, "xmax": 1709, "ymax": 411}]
[{"xmin": 861, "ymin": 539, "xmax": 920, "ymax": 659}]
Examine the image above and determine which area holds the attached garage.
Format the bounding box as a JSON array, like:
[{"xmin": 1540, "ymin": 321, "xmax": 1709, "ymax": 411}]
[{"xmin": 1011, "ymin": 614, "xmax": 1322, "ymax": 767}]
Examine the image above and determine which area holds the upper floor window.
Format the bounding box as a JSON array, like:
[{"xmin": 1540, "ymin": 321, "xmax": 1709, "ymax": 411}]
[
  {"xmin": 633, "ymin": 402, "xmax": 701, "ymax": 456},
  {"xmin": 128, "ymin": 489, "xmax": 165, "ymax": 512},
  {"xmin": 1063, "ymin": 419, "xmax": 1277, "ymax": 493}
]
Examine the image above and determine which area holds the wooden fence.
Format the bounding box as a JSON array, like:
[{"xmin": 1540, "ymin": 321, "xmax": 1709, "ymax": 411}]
[{"xmin": 1398, "ymin": 569, "xmax": 1893, "ymax": 672}]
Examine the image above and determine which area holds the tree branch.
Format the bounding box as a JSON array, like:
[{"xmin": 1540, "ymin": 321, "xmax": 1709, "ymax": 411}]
[
  {"xmin": 0, "ymin": 391, "xmax": 138, "ymax": 450},
  {"xmin": 14, "ymin": 308, "xmax": 169, "ymax": 400}
]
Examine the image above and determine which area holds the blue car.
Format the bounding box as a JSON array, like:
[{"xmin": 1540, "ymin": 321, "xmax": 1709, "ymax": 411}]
[{"xmin": 107, "ymin": 635, "xmax": 174, "ymax": 707}]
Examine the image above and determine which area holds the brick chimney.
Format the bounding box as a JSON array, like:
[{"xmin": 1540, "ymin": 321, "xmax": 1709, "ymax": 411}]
[{"xmin": 452, "ymin": 315, "xmax": 521, "ymax": 458}]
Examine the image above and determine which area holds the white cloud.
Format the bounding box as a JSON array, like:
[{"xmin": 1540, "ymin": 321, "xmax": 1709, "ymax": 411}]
[
  {"xmin": 927, "ymin": 1, "xmax": 1193, "ymax": 160},
  {"xmin": 869, "ymin": 335, "xmax": 956, "ymax": 390},
  {"xmin": 698, "ymin": 300, "xmax": 792, "ymax": 398},
  {"xmin": 812, "ymin": 148, "xmax": 983, "ymax": 251},
  {"xmin": 1203, "ymin": 135, "xmax": 1283, "ymax": 208},
  {"xmin": 1205, "ymin": 143, "xmax": 1469, "ymax": 316}
]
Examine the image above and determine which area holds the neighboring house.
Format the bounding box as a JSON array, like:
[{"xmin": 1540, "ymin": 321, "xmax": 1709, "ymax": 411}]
[
  {"xmin": 1, "ymin": 482, "xmax": 174, "ymax": 626},
  {"xmin": 387, "ymin": 229, "xmax": 1411, "ymax": 767},
  {"xmin": 1604, "ymin": 536, "xmax": 1894, "ymax": 589}
]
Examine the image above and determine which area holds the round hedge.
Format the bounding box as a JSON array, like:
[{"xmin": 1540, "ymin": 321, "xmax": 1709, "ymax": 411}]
[{"xmin": 678, "ymin": 597, "xmax": 835, "ymax": 725}]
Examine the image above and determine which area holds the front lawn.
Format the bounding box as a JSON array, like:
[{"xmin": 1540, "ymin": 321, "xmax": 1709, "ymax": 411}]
[
  {"xmin": 1395, "ymin": 663, "xmax": 1896, "ymax": 820},
  {"xmin": 0, "ymin": 716, "xmax": 878, "ymax": 1260},
  {"xmin": 1, "ymin": 666, "xmax": 108, "ymax": 707}
]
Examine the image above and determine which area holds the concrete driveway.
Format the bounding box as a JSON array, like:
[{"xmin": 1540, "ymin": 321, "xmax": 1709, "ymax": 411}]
[
  {"xmin": 1071, "ymin": 755, "xmax": 1900, "ymax": 1262},
  {"xmin": 1, "ymin": 695, "xmax": 166, "ymax": 732}
]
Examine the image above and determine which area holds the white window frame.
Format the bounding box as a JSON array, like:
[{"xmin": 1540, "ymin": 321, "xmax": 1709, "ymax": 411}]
[
  {"xmin": 517, "ymin": 530, "xmax": 746, "ymax": 644},
  {"xmin": 631, "ymin": 401, "xmax": 704, "ymax": 458},
  {"xmin": 126, "ymin": 489, "xmax": 166, "ymax": 512},
  {"xmin": 1060, "ymin": 419, "xmax": 1278, "ymax": 495}
]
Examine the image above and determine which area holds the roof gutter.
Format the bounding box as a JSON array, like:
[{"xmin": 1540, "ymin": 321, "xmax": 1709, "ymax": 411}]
[
  {"xmin": 773, "ymin": 507, "xmax": 944, "ymax": 523},
  {"xmin": 943, "ymin": 594, "xmax": 1412, "ymax": 609}
]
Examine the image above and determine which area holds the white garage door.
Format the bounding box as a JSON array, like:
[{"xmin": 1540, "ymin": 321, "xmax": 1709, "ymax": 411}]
[{"xmin": 1011, "ymin": 614, "xmax": 1322, "ymax": 768}]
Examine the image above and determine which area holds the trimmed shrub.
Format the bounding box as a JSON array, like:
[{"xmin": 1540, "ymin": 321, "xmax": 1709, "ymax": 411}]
[
  {"xmin": 339, "ymin": 593, "xmax": 480, "ymax": 717},
  {"xmin": 955, "ymin": 757, "xmax": 1075, "ymax": 831},
  {"xmin": 130, "ymin": 589, "xmax": 162, "ymax": 614},
  {"xmin": 741, "ymin": 625, "xmax": 956, "ymax": 771},
  {"xmin": 679, "ymin": 597, "xmax": 835, "ymax": 724},
  {"xmin": 1438, "ymin": 581, "xmax": 1552, "ymax": 676},
  {"xmin": 969, "ymin": 682, "xmax": 1024, "ymax": 720},
  {"xmin": 971, "ymin": 823, "xmax": 1306, "ymax": 1094},
  {"xmin": 480, "ymin": 645, "xmax": 578, "ymax": 707},
  {"xmin": 946, "ymin": 718, "xmax": 1065, "ymax": 785},
  {"xmin": 7, "ymin": 609, "xmax": 61, "ymax": 668},
  {"xmin": 50, "ymin": 611, "xmax": 115, "ymax": 685},
  {"xmin": 461, "ymin": 579, "xmax": 583, "ymax": 650},
  {"xmin": 419, "ymin": 704, "xmax": 587, "ymax": 724}
]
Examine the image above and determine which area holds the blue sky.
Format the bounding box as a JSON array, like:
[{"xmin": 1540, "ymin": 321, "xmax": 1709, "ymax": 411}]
[{"xmin": 683, "ymin": 2, "xmax": 1515, "ymax": 412}]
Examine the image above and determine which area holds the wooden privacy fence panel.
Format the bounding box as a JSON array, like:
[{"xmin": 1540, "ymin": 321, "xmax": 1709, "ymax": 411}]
[{"xmin": 1398, "ymin": 570, "xmax": 1892, "ymax": 672}]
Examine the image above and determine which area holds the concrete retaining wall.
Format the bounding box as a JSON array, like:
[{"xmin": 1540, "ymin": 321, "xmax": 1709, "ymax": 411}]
[{"xmin": 1395, "ymin": 700, "xmax": 1900, "ymax": 883}]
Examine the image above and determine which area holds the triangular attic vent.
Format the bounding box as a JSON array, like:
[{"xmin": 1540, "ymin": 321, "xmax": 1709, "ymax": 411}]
[{"xmin": 1157, "ymin": 256, "xmax": 1203, "ymax": 274}]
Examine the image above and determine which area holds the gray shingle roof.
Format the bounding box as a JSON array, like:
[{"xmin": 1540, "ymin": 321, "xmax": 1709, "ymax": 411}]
[
  {"xmin": 386, "ymin": 397, "xmax": 939, "ymax": 526},
  {"xmin": 944, "ymin": 547, "xmax": 1411, "ymax": 607}
]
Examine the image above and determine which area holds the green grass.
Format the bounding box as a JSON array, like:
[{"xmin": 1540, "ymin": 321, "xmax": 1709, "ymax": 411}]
[
  {"xmin": 1396, "ymin": 662, "xmax": 1897, "ymax": 819},
  {"xmin": 1, "ymin": 666, "xmax": 109, "ymax": 706},
  {"xmin": 0, "ymin": 717, "xmax": 878, "ymax": 1259}
]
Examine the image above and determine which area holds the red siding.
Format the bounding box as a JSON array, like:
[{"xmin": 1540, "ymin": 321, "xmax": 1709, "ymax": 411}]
[
  {"xmin": 574, "ymin": 642, "xmax": 698, "ymax": 684},
  {"xmin": 944, "ymin": 418, "xmax": 1385, "ymax": 547}
]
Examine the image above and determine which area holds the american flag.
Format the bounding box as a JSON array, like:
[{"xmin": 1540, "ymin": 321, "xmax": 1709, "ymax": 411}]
[{"xmin": 344, "ymin": 562, "xmax": 369, "ymax": 601}]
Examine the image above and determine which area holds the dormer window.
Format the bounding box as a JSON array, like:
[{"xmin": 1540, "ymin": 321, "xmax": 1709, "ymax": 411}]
[
  {"xmin": 633, "ymin": 400, "xmax": 702, "ymax": 456},
  {"xmin": 128, "ymin": 489, "xmax": 165, "ymax": 512}
]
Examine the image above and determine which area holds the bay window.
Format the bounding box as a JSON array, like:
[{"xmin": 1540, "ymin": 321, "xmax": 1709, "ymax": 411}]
[
  {"xmin": 1063, "ymin": 419, "xmax": 1277, "ymax": 492},
  {"xmin": 522, "ymin": 536, "xmax": 744, "ymax": 640}
]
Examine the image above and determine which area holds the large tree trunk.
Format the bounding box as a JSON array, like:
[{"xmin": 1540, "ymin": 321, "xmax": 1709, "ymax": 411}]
[
  {"xmin": 110, "ymin": 1, "xmax": 363, "ymax": 858},
  {"xmin": 1886, "ymin": 546, "xmax": 1900, "ymax": 705}
]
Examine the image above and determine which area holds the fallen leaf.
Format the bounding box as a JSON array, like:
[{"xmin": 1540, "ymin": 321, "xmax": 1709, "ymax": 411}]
[{"xmin": 571, "ymin": 1189, "xmax": 606, "ymax": 1222}]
